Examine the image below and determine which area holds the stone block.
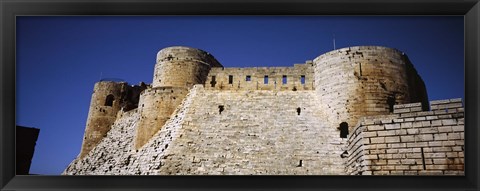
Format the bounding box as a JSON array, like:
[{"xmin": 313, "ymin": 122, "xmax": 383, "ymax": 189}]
[
  {"xmin": 403, "ymin": 102, "xmax": 422, "ymax": 108},
  {"xmin": 400, "ymin": 113, "xmax": 416, "ymax": 118},
  {"xmin": 419, "ymin": 127, "xmax": 438, "ymax": 134},
  {"xmin": 394, "ymin": 108, "xmax": 410, "ymax": 114},
  {"xmin": 424, "ymin": 153, "xmax": 446, "ymax": 158},
  {"xmin": 432, "ymin": 147, "xmax": 452, "ymax": 152},
  {"xmin": 410, "ymin": 107, "xmax": 423, "ymax": 112},
  {"xmin": 404, "ymin": 171, "xmax": 418, "ymax": 175},
  {"xmin": 447, "ymin": 133, "xmax": 461, "ymax": 140},
  {"xmin": 400, "ymin": 135, "xmax": 415, "ymax": 142},
  {"xmin": 406, "ymin": 128, "xmax": 419, "ymax": 135},
  {"xmin": 364, "ymin": 155, "xmax": 378, "ymax": 160},
  {"xmin": 428, "ymin": 141, "xmax": 443, "ymax": 147},
  {"xmin": 419, "ymin": 170, "xmax": 444, "ymax": 175},
  {"xmin": 452, "ymin": 125, "xmax": 464, "ymax": 132},
  {"xmin": 431, "ymin": 120, "xmax": 442, "ymax": 127},
  {"xmin": 370, "ymin": 137, "xmax": 385, "ymax": 144},
  {"xmin": 393, "ymin": 118, "xmax": 404, "ymax": 123},
  {"xmin": 415, "ymin": 134, "xmax": 433, "ymax": 142},
  {"xmin": 401, "ymin": 122, "xmax": 413, "ymax": 128},
  {"xmin": 406, "ymin": 142, "xmax": 428, "ymax": 148},
  {"xmin": 412, "ymin": 122, "xmax": 423, "ymax": 128},
  {"xmin": 389, "ymin": 143, "xmax": 406, "ymax": 148},
  {"xmin": 434, "ymin": 133, "xmax": 448, "ymax": 141},
  {"xmin": 385, "ymin": 124, "xmax": 400, "ymax": 130},
  {"xmin": 367, "ymin": 125, "xmax": 384, "ymax": 131},
  {"xmin": 385, "ymin": 137, "xmax": 400, "ymax": 143},
  {"xmin": 406, "ymin": 153, "xmax": 422, "ymax": 158},
  {"xmin": 363, "ymin": 131, "xmax": 377, "ymax": 138},
  {"xmin": 442, "ymin": 119, "xmax": 457, "ymax": 126},
  {"xmin": 446, "ymin": 152, "xmax": 458, "ymax": 158},
  {"xmin": 449, "ymin": 98, "xmax": 462, "ymax": 103},
  {"xmin": 378, "ymin": 130, "xmax": 396, "ymax": 137},
  {"xmin": 430, "ymin": 99, "xmax": 450, "ymax": 105},
  {"xmin": 437, "ymin": 126, "xmax": 453, "ymax": 133},
  {"xmin": 414, "ymin": 116, "xmax": 426, "ymax": 121}
]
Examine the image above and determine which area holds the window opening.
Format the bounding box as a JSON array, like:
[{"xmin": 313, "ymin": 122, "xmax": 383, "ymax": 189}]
[
  {"xmin": 264, "ymin": 75, "xmax": 269, "ymax": 84},
  {"xmin": 296, "ymin": 107, "xmax": 301, "ymax": 115},
  {"xmin": 339, "ymin": 122, "xmax": 349, "ymax": 138},
  {"xmin": 300, "ymin": 75, "xmax": 305, "ymax": 84},
  {"xmin": 282, "ymin": 75, "xmax": 287, "ymax": 84},
  {"xmin": 105, "ymin": 94, "xmax": 114, "ymax": 106},
  {"xmin": 246, "ymin": 75, "xmax": 251, "ymax": 81},
  {"xmin": 218, "ymin": 105, "xmax": 224, "ymax": 114},
  {"xmin": 210, "ymin": 76, "xmax": 216, "ymax": 87},
  {"xmin": 387, "ymin": 96, "xmax": 395, "ymax": 113},
  {"xmin": 228, "ymin": 75, "xmax": 233, "ymax": 84}
]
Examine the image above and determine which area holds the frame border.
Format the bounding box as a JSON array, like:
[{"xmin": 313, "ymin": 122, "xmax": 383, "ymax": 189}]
[{"xmin": 1, "ymin": 0, "xmax": 478, "ymax": 190}]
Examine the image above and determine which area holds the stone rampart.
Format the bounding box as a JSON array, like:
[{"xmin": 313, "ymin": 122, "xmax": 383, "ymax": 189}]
[
  {"xmin": 205, "ymin": 62, "xmax": 314, "ymax": 91},
  {"xmin": 346, "ymin": 98, "xmax": 464, "ymax": 175}
]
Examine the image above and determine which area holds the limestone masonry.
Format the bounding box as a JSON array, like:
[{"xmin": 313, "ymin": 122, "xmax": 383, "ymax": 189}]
[{"xmin": 63, "ymin": 46, "xmax": 464, "ymax": 175}]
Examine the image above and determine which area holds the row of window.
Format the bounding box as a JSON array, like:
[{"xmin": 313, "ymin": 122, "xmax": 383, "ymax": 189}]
[{"xmin": 214, "ymin": 75, "xmax": 306, "ymax": 85}]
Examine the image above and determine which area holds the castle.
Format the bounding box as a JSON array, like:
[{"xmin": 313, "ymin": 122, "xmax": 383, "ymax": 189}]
[{"xmin": 63, "ymin": 46, "xmax": 464, "ymax": 175}]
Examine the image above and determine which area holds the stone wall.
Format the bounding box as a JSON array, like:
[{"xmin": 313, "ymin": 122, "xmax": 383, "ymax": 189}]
[
  {"xmin": 205, "ymin": 62, "xmax": 314, "ymax": 91},
  {"xmin": 135, "ymin": 86, "xmax": 188, "ymax": 149},
  {"xmin": 64, "ymin": 84, "xmax": 201, "ymax": 175},
  {"xmin": 346, "ymin": 98, "xmax": 464, "ymax": 175},
  {"xmin": 79, "ymin": 81, "xmax": 146, "ymax": 158},
  {"xmin": 155, "ymin": 86, "xmax": 346, "ymax": 175},
  {"xmin": 313, "ymin": 46, "xmax": 428, "ymax": 132}
]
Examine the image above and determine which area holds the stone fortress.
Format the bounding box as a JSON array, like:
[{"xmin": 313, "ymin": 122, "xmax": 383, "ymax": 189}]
[{"xmin": 63, "ymin": 46, "xmax": 464, "ymax": 175}]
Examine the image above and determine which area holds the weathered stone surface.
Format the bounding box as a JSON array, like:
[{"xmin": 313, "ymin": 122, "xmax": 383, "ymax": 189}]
[{"xmin": 64, "ymin": 46, "xmax": 463, "ymax": 176}]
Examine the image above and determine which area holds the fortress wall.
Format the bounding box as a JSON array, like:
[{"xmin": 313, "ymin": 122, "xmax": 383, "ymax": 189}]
[
  {"xmin": 205, "ymin": 62, "xmax": 314, "ymax": 91},
  {"xmin": 153, "ymin": 46, "xmax": 222, "ymax": 88},
  {"xmin": 155, "ymin": 86, "xmax": 347, "ymax": 175},
  {"xmin": 313, "ymin": 46, "xmax": 426, "ymax": 132},
  {"xmin": 79, "ymin": 81, "xmax": 127, "ymax": 158},
  {"xmin": 346, "ymin": 98, "xmax": 464, "ymax": 175},
  {"xmin": 135, "ymin": 87, "xmax": 188, "ymax": 149},
  {"xmin": 64, "ymin": 85, "xmax": 201, "ymax": 175},
  {"xmin": 64, "ymin": 110, "xmax": 139, "ymax": 175}
]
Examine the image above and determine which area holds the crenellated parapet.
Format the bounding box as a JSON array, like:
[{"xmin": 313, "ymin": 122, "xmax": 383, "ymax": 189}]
[{"xmin": 204, "ymin": 62, "xmax": 314, "ymax": 91}]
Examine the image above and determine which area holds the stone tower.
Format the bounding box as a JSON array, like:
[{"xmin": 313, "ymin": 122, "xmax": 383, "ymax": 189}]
[
  {"xmin": 313, "ymin": 46, "xmax": 428, "ymax": 132},
  {"xmin": 79, "ymin": 81, "xmax": 126, "ymax": 158},
  {"xmin": 134, "ymin": 46, "xmax": 222, "ymax": 149}
]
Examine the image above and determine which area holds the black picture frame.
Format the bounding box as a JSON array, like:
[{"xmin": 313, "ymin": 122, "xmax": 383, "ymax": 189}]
[{"xmin": 1, "ymin": 0, "xmax": 478, "ymax": 190}]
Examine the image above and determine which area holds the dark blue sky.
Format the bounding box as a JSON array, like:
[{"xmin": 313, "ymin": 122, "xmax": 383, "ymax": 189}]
[{"xmin": 16, "ymin": 16, "xmax": 464, "ymax": 175}]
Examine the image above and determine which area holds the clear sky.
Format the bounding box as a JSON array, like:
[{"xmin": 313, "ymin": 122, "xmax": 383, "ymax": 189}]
[{"xmin": 16, "ymin": 16, "xmax": 464, "ymax": 175}]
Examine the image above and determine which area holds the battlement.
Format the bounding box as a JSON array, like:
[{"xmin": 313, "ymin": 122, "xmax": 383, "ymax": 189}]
[{"xmin": 205, "ymin": 61, "xmax": 314, "ymax": 91}]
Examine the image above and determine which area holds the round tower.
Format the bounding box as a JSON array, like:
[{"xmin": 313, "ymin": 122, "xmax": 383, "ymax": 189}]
[
  {"xmin": 79, "ymin": 81, "xmax": 127, "ymax": 158},
  {"xmin": 152, "ymin": 46, "xmax": 222, "ymax": 88},
  {"xmin": 313, "ymin": 46, "xmax": 428, "ymax": 132},
  {"xmin": 134, "ymin": 46, "xmax": 222, "ymax": 149}
]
